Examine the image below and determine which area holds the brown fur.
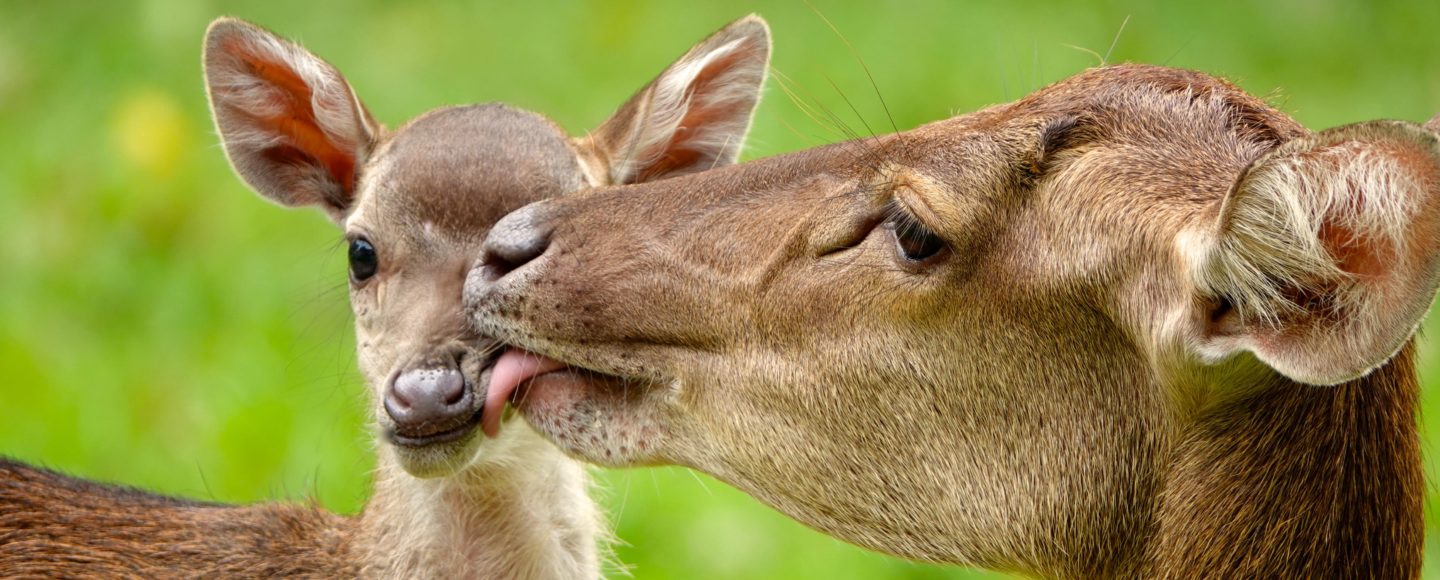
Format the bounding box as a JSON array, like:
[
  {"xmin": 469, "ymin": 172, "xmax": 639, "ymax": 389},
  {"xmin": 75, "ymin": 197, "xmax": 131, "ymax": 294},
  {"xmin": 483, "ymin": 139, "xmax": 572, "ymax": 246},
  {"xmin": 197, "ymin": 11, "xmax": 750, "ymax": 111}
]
[
  {"xmin": 0, "ymin": 459, "xmax": 353, "ymax": 578},
  {"xmin": 1146, "ymin": 345, "xmax": 1422, "ymax": 577},
  {"xmin": 467, "ymin": 64, "xmax": 1438, "ymax": 577}
]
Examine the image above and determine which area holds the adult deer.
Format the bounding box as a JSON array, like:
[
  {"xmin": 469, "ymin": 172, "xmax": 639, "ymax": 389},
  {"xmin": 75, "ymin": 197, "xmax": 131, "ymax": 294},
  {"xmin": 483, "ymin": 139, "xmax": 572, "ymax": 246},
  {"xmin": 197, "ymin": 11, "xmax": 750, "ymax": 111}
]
[
  {"xmin": 0, "ymin": 15, "xmax": 769, "ymax": 577},
  {"xmin": 468, "ymin": 65, "xmax": 1440, "ymax": 577}
]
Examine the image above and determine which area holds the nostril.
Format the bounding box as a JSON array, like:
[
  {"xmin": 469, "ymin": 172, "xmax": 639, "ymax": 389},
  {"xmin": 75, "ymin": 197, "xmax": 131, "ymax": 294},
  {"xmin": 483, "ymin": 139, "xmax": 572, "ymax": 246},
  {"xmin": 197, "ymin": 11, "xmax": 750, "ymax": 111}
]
[
  {"xmin": 482, "ymin": 232, "xmax": 550, "ymax": 280},
  {"xmin": 481, "ymin": 251, "xmax": 522, "ymax": 281},
  {"xmin": 383, "ymin": 388, "xmax": 413, "ymax": 430},
  {"xmin": 385, "ymin": 371, "xmax": 413, "ymax": 411},
  {"xmin": 481, "ymin": 203, "xmax": 554, "ymax": 280},
  {"xmin": 438, "ymin": 368, "xmax": 465, "ymax": 406}
]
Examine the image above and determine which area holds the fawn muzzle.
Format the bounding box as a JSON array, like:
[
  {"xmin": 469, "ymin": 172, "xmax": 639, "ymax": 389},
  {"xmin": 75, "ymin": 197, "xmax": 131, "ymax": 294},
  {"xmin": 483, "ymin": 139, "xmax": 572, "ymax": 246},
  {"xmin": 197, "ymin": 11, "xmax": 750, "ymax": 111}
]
[{"xmin": 384, "ymin": 354, "xmax": 482, "ymax": 445}]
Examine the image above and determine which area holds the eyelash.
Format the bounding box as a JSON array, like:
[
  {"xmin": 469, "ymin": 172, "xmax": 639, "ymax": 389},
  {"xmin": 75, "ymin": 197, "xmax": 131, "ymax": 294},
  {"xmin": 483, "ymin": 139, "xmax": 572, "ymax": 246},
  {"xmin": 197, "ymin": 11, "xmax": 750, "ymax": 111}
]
[{"xmin": 883, "ymin": 200, "xmax": 948, "ymax": 264}]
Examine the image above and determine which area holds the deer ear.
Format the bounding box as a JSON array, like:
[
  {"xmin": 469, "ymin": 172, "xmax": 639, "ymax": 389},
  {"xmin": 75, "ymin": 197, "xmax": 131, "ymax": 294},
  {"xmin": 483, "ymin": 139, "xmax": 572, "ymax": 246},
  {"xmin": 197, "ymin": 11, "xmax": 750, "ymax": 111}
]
[
  {"xmin": 577, "ymin": 15, "xmax": 770, "ymax": 185},
  {"xmin": 1195, "ymin": 121, "xmax": 1440, "ymax": 385},
  {"xmin": 203, "ymin": 18, "xmax": 380, "ymax": 222}
]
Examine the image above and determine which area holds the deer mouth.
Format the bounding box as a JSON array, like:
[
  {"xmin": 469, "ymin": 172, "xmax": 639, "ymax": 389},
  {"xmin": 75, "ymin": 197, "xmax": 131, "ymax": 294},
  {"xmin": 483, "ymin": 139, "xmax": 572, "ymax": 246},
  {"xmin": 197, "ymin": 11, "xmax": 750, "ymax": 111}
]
[
  {"xmin": 480, "ymin": 343, "xmax": 668, "ymax": 467},
  {"xmin": 482, "ymin": 347, "xmax": 639, "ymax": 438},
  {"xmin": 483, "ymin": 349, "xmax": 578, "ymax": 437},
  {"xmin": 389, "ymin": 411, "xmax": 482, "ymax": 447}
]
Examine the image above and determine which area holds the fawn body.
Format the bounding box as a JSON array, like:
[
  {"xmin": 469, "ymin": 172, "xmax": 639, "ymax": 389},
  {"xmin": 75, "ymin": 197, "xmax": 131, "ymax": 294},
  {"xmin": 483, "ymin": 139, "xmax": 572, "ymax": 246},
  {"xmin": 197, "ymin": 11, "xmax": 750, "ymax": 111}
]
[
  {"xmin": 1, "ymin": 16, "xmax": 770, "ymax": 578},
  {"xmin": 469, "ymin": 64, "xmax": 1440, "ymax": 577}
]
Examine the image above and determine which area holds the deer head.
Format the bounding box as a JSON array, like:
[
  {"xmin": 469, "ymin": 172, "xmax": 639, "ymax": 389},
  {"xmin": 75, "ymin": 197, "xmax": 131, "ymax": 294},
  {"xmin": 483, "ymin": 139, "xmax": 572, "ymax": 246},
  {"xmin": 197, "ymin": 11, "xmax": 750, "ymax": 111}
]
[
  {"xmin": 203, "ymin": 15, "xmax": 769, "ymax": 479},
  {"xmin": 467, "ymin": 65, "xmax": 1440, "ymax": 576}
]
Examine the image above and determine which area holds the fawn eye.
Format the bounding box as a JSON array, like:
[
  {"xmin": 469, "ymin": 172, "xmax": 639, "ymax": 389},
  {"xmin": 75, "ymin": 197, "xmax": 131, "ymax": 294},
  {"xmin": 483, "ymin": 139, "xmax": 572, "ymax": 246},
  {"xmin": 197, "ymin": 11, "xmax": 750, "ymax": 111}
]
[
  {"xmin": 885, "ymin": 204, "xmax": 947, "ymax": 264},
  {"xmin": 348, "ymin": 237, "xmax": 379, "ymax": 282}
]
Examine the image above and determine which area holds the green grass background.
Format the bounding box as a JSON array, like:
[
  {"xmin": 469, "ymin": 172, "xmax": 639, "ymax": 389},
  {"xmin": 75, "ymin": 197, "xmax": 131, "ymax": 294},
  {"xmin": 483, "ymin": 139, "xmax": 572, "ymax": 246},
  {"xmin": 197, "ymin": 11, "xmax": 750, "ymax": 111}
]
[{"xmin": 2, "ymin": 1, "xmax": 1440, "ymax": 577}]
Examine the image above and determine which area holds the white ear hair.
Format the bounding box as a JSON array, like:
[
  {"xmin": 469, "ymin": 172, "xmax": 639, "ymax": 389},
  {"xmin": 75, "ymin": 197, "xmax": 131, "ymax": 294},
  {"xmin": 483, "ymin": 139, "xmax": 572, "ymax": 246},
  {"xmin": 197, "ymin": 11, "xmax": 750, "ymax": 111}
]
[
  {"xmin": 1195, "ymin": 121, "xmax": 1440, "ymax": 385},
  {"xmin": 582, "ymin": 15, "xmax": 771, "ymax": 185}
]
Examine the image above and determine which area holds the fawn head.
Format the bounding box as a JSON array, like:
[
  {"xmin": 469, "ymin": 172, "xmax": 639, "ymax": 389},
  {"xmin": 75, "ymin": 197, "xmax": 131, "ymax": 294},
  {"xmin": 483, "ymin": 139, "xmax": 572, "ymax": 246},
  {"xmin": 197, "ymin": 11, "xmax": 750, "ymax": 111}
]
[{"xmin": 203, "ymin": 16, "xmax": 769, "ymax": 478}]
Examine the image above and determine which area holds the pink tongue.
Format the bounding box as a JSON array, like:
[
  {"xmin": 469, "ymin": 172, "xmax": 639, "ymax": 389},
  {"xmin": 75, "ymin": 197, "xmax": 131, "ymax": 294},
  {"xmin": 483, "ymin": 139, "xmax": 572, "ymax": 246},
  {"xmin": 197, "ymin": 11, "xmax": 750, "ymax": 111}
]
[{"xmin": 483, "ymin": 349, "xmax": 569, "ymax": 437}]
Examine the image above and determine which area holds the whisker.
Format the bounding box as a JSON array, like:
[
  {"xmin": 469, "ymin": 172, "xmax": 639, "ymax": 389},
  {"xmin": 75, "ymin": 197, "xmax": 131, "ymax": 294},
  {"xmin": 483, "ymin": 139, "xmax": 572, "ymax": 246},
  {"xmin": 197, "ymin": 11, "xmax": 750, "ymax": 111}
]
[
  {"xmin": 771, "ymin": 69, "xmax": 889, "ymax": 173},
  {"xmin": 1102, "ymin": 15, "xmax": 1131, "ymax": 65},
  {"xmin": 196, "ymin": 462, "xmax": 217, "ymax": 502},
  {"xmin": 1162, "ymin": 37, "xmax": 1194, "ymax": 66},
  {"xmin": 771, "ymin": 68, "xmax": 849, "ymax": 141},
  {"xmin": 776, "ymin": 114, "xmax": 831, "ymax": 147},
  {"xmin": 804, "ymin": 0, "xmax": 898, "ymax": 134},
  {"xmin": 682, "ymin": 466, "xmax": 715, "ymax": 498},
  {"xmin": 1064, "ymin": 43, "xmax": 1105, "ymax": 68},
  {"xmin": 783, "ymin": 71, "xmax": 894, "ymax": 174},
  {"xmin": 773, "ymin": 67, "xmax": 862, "ymax": 142},
  {"xmin": 823, "ymin": 72, "xmax": 876, "ymax": 138}
]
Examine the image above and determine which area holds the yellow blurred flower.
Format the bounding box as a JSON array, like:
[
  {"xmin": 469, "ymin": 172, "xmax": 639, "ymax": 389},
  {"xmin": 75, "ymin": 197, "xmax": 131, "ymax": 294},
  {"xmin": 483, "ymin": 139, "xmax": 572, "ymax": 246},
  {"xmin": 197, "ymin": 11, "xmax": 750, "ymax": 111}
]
[{"xmin": 110, "ymin": 88, "xmax": 189, "ymax": 177}]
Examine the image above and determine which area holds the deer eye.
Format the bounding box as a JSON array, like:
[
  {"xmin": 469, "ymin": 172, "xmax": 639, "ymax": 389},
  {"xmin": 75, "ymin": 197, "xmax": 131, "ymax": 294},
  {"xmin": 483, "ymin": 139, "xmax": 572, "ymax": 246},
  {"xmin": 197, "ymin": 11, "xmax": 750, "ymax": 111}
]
[
  {"xmin": 348, "ymin": 237, "xmax": 379, "ymax": 282},
  {"xmin": 884, "ymin": 204, "xmax": 947, "ymax": 264}
]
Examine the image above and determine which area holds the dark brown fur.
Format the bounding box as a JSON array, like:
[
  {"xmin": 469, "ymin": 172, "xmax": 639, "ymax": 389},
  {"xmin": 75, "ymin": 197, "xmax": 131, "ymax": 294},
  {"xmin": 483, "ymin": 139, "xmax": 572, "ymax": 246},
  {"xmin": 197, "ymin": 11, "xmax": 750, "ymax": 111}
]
[{"xmin": 1147, "ymin": 346, "xmax": 1423, "ymax": 578}]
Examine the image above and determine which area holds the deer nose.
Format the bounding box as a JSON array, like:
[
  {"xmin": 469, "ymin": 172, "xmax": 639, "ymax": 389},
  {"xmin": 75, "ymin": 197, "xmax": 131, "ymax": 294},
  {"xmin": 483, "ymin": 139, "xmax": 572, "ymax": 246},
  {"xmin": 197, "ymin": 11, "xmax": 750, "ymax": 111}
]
[
  {"xmin": 480, "ymin": 202, "xmax": 553, "ymax": 280},
  {"xmin": 384, "ymin": 364, "xmax": 475, "ymax": 440}
]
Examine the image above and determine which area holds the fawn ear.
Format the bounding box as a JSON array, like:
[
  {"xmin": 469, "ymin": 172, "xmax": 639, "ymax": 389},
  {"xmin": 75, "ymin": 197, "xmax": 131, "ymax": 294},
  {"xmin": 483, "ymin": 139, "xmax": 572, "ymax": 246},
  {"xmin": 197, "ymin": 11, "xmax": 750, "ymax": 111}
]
[
  {"xmin": 577, "ymin": 15, "xmax": 770, "ymax": 185},
  {"xmin": 203, "ymin": 18, "xmax": 380, "ymax": 222},
  {"xmin": 1195, "ymin": 121, "xmax": 1440, "ymax": 385}
]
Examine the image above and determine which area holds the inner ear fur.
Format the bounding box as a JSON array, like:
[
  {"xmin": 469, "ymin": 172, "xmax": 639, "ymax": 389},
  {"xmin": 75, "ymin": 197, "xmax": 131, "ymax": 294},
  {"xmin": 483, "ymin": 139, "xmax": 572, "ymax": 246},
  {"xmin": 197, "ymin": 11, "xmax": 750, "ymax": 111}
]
[
  {"xmin": 575, "ymin": 15, "xmax": 770, "ymax": 186},
  {"xmin": 1197, "ymin": 120, "xmax": 1440, "ymax": 385},
  {"xmin": 203, "ymin": 17, "xmax": 380, "ymax": 221}
]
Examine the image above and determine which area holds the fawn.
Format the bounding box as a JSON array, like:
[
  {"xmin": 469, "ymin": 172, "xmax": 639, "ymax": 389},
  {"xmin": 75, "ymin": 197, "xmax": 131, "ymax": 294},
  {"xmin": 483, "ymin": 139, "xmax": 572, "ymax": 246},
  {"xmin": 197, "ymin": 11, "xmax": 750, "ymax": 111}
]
[
  {"xmin": 467, "ymin": 64, "xmax": 1440, "ymax": 577},
  {"xmin": 0, "ymin": 15, "xmax": 769, "ymax": 578}
]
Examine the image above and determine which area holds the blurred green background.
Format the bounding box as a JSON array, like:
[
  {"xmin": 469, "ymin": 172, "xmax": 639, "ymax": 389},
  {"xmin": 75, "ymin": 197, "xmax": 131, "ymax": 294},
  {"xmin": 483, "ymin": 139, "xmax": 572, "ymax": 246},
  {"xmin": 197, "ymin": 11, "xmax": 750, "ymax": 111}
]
[{"xmin": 2, "ymin": 0, "xmax": 1439, "ymax": 577}]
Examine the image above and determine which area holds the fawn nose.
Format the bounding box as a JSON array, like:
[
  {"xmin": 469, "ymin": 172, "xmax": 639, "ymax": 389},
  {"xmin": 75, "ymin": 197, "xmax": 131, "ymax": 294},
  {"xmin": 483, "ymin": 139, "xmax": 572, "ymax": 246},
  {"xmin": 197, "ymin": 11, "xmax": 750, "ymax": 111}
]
[
  {"xmin": 480, "ymin": 203, "xmax": 553, "ymax": 280},
  {"xmin": 384, "ymin": 363, "xmax": 475, "ymax": 441}
]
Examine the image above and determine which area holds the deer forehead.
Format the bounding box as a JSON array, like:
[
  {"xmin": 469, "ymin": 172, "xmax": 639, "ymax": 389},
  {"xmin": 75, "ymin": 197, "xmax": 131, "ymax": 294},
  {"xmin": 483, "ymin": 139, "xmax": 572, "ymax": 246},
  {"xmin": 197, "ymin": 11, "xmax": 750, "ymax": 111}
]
[
  {"xmin": 352, "ymin": 104, "xmax": 584, "ymax": 250},
  {"xmin": 986, "ymin": 75, "xmax": 1298, "ymax": 249}
]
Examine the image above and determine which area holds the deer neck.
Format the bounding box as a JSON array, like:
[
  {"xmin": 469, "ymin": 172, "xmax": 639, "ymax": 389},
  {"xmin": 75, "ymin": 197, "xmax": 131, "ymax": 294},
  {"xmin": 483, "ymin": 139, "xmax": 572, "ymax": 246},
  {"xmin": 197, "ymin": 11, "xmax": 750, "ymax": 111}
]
[
  {"xmin": 1144, "ymin": 342, "xmax": 1423, "ymax": 578},
  {"xmin": 353, "ymin": 426, "xmax": 599, "ymax": 579}
]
